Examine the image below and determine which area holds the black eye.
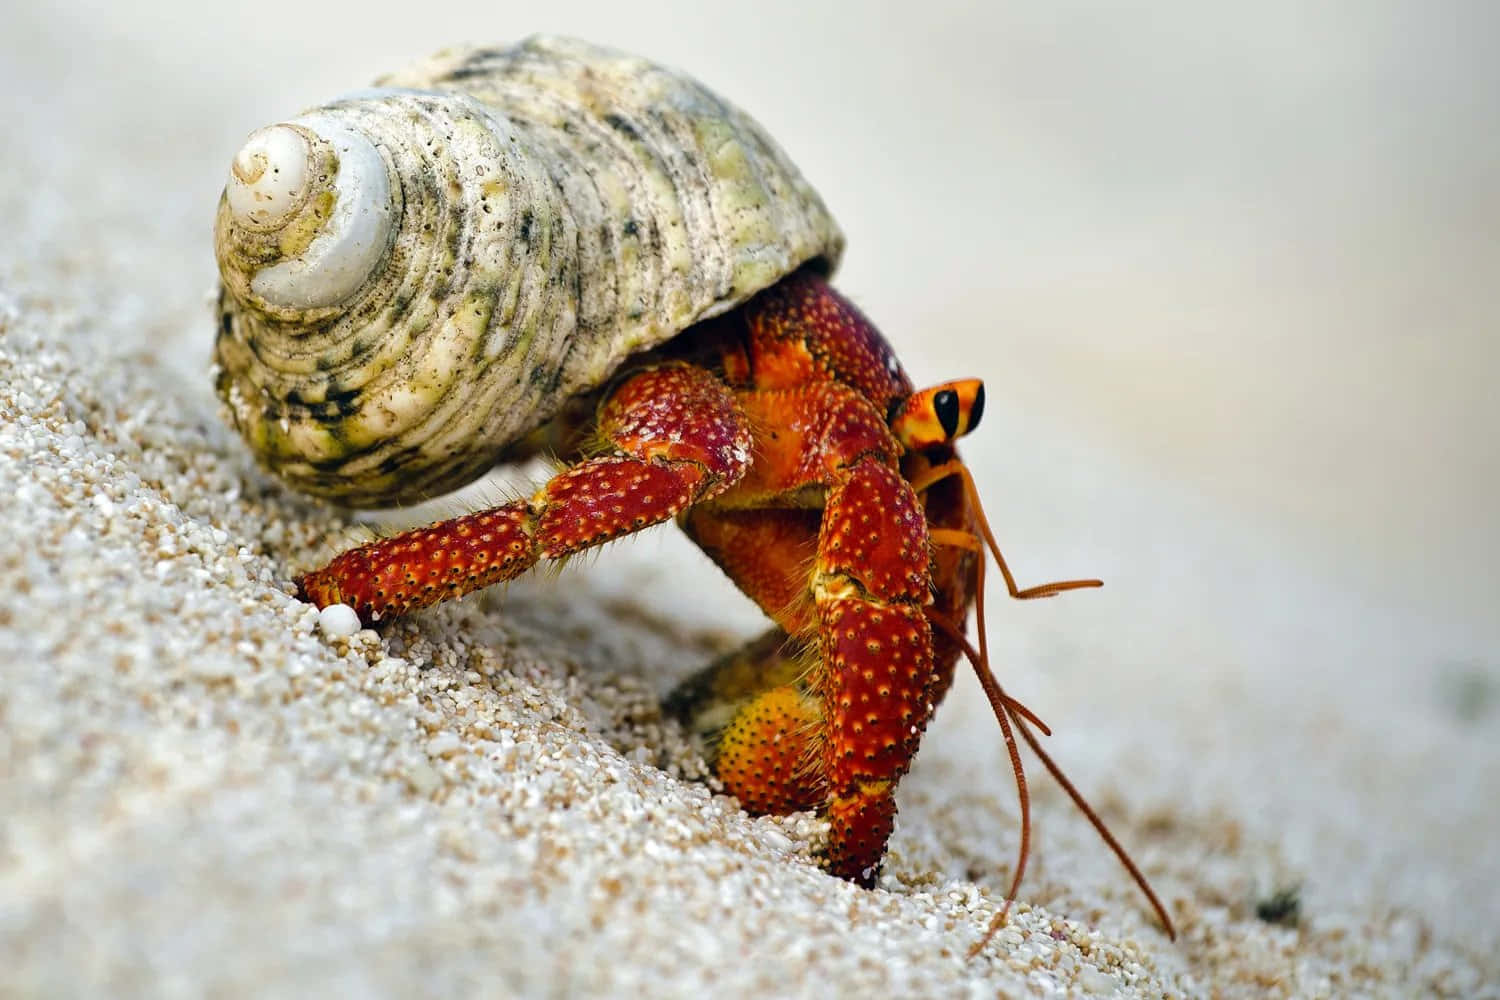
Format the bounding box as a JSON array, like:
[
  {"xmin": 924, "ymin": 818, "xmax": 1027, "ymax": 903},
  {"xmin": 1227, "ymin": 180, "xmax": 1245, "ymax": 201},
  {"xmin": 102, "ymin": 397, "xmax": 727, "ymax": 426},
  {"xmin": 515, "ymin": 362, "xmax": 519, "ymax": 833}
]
[
  {"xmin": 933, "ymin": 389, "xmax": 960, "ymax": 439},
  {"xmin": 968, "ymin": 383, "xmax": 985, "ymax": 433}
]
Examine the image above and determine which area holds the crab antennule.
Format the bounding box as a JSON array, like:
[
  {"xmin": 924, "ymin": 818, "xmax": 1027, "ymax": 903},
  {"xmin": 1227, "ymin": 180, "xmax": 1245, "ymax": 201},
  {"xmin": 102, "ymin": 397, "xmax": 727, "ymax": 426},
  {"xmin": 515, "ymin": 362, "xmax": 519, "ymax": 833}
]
[{"xmin": 909, "ymin": 460, "xmax": 1103, "ymax": 600}]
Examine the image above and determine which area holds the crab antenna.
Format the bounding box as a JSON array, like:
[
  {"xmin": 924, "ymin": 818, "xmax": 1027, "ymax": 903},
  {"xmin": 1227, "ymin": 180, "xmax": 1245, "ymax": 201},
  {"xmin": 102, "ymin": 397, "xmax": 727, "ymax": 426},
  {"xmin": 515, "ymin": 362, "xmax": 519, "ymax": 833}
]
[
  {"xmin": 909, "ymin": 461, "xmax": 1101, "ymax": 601},
  {"xmin": 953, "ymin": 464, "xmax": 1174, "ymax": 940},
  {"xmin": 924, "ymin": 600, "xmax": 1032, "ymax": 938},
  {"xmin": 921, "ymin": 462, "xmax": 1175, "ymax": 950},
  {"xmin": 927, "ymin": 604, "xmax": 1059, "ymax": 958},
  {"xmin": 926, "ymin": 607, "xmax": 1051, "ymax": 736},
  {"xmin": 1007, "ymin": 710, "xmax": 1177, "ymax": 941}
]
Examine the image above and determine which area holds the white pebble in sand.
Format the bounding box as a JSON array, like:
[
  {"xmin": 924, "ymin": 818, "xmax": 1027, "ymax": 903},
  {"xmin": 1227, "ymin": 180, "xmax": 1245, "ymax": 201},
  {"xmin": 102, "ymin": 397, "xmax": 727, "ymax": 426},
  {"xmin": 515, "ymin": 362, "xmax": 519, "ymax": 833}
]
[{"xmin": 316, "ymin": 603, "xmax": 361, "ymax": 638}]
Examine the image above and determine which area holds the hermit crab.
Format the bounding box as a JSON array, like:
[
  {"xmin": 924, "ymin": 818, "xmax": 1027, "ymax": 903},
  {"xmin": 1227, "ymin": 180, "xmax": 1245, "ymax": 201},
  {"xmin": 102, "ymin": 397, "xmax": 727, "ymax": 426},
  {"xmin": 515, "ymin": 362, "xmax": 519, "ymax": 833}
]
[{"xmin": 212, "ymin": 35, "xmax": 1173, "ymax": 942}]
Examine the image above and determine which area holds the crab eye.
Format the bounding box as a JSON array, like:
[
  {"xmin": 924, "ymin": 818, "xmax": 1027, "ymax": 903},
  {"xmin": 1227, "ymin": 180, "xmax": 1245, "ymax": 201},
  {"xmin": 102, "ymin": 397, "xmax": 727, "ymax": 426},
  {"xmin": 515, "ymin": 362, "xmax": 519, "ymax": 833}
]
[
  {"xmin": 933, "ymin": 389, "xmax": 960, "ymax": 439},
  {"xmin": 889, "ymin": 378, "xmax": 985, "ymax": 450},
  {"xmin": 967, "ymin": 382, "xmax": 985, "ymax": 433}
]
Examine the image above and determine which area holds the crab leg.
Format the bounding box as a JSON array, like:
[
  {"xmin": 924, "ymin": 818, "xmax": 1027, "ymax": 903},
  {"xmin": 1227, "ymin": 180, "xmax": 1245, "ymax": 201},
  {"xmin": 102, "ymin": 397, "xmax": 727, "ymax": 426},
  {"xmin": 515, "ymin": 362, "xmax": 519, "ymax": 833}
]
[
  {"xmin": 677, "ymin": 379, "xmax": 937, "ymax": 885},
  {"xmin": 661, "ymin": 274, "xmax": 980, "ymax": 884},
  {"xmin": 667, "ymin": 509, "xmax": 825, "ymax": 815},
  {"xmin": 664, "ymin": 623, "xmax": 827, "ymax": 816},
  {"xmin": 297, "ymin": 363, "xmax": 751, "ymax": 624},
  {"xmin": 814, "ymin": 456, "xmax": 935, "ymax": 885}
]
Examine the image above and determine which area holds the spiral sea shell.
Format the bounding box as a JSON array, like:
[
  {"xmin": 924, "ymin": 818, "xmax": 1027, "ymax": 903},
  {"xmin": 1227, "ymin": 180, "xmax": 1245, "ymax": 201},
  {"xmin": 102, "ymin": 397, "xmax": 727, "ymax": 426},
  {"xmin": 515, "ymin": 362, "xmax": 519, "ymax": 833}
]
[{"xmin": 214, "ymin": 35, "xmax": 844, "ymax": 507}]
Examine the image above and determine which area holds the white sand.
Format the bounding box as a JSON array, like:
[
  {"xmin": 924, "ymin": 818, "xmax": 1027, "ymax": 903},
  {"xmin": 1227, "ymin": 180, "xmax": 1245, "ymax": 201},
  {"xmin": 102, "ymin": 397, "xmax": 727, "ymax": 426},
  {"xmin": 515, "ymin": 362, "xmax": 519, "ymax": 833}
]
[{"xmin": 3, "ymin": 4, "xmax": 1497, "ymax": 997}]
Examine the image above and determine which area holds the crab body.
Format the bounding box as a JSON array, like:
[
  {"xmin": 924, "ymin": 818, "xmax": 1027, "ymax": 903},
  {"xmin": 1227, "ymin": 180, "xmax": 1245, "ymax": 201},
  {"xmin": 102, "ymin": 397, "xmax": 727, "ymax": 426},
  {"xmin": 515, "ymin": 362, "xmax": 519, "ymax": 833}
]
[
  {"xmin": 296, "ymin": 269, "xmax": 978, "ymax": 883},
  {"xmin": 213, "ymin": 36, "xmax": 1175, "ymax": 934}
]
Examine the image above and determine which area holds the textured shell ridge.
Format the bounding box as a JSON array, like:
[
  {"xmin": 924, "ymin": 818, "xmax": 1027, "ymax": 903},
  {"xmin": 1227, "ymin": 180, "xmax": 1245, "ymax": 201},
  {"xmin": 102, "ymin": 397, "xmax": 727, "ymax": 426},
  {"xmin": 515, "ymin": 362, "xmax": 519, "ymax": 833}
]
[{"xmin": 214, "ymin": 34, "xmax": 843, "ymax": 507}]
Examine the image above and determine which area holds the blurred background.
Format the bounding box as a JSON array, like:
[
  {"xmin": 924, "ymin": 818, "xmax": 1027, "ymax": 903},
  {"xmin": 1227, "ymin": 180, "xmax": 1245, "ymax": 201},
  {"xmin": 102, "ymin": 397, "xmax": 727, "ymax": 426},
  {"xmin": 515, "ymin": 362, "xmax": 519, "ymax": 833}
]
[{"xmin": 4, "ymin": 0, "xmax": 1497, "ymax": 944}]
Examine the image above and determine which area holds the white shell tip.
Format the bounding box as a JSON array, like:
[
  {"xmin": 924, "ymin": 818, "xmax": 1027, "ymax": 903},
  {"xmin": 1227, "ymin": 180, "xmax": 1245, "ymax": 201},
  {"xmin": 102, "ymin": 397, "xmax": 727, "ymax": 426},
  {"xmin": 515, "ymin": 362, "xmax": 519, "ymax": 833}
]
[{"xmin": 226, "ymin": 125, "xmax": 311, "ymax": 227}]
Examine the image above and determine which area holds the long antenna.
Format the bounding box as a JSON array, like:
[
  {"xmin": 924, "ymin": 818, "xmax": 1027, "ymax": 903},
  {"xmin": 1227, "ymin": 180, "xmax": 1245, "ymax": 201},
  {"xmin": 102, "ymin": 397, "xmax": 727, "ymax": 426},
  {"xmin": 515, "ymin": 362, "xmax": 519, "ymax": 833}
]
[{"xmin": 917, "ymin": 461, "xmax": 1176, "ymax": 952}]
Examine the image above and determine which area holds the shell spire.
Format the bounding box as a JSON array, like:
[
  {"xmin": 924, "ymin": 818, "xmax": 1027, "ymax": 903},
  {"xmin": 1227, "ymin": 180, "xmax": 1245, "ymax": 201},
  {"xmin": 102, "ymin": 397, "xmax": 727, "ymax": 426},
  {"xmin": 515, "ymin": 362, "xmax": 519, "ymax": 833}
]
[{"xmin": 213, "ymin": 35, "xmax": 843, "ymax": 507}]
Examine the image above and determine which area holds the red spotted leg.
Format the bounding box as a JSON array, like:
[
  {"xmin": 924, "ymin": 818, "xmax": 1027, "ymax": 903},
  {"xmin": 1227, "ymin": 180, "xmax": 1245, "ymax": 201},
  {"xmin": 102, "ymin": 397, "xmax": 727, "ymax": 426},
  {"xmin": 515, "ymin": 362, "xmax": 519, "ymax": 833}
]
[
  {"xmin": 297, "ymin": 362, "xmax": 752, "ymax": 624},
  {"xmin": 814, "ymin": 457, "xmax": 936, "ymax": 884},
  {"xmin": 680, "ymin": 379, "xmax": 940, "ymax": 886}
]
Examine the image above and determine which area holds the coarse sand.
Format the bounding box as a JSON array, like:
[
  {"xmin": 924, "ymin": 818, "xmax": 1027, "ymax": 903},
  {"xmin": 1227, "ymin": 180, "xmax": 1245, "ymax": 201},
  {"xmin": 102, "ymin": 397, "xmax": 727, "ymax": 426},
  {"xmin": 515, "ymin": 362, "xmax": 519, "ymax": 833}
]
[{"xmin": 3, "ymin": 6, "xmax": 1498, "ymax": 998}]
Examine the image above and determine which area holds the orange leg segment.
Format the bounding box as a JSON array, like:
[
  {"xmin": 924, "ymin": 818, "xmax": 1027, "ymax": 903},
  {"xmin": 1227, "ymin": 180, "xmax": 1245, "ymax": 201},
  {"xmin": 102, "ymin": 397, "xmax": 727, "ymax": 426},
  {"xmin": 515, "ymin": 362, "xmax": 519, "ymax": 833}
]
[
  {"xmin": 297, "ymin": 363, "xmax": 752, "ymax": 624},
  {"xmin": 665, "ymin": 627, "xmax": 826, "ymax": 817}
]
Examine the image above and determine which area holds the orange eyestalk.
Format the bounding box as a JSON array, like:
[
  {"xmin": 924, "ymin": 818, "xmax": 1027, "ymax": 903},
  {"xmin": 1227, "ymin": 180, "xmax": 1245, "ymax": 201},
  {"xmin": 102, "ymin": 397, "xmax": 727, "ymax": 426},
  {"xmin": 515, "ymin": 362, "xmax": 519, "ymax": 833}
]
[{"xmin": 889, "ymin": 379, "xmax": 986, "ymax": 450}]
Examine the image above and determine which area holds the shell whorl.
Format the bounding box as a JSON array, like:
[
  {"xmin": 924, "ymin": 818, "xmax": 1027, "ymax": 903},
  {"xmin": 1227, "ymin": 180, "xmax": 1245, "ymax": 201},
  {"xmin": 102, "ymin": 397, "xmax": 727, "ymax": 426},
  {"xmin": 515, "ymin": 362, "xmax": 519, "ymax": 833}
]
[{"xmin": 214, "ymin": 35, "xmax": 843, "ymax": 507}]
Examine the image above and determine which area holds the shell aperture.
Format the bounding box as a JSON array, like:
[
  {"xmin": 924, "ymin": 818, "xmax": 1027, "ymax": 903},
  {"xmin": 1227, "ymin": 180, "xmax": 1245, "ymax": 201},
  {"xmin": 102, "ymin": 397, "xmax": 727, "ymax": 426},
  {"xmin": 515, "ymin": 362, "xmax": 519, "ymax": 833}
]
[{"xmin": 213, "ymin": 36, "xmax": 843, "ymax": 507}]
